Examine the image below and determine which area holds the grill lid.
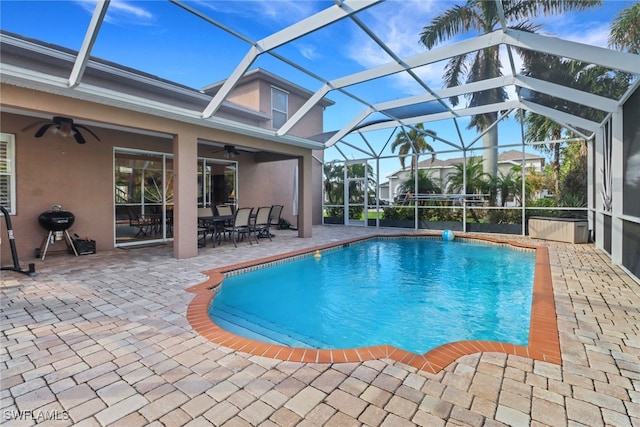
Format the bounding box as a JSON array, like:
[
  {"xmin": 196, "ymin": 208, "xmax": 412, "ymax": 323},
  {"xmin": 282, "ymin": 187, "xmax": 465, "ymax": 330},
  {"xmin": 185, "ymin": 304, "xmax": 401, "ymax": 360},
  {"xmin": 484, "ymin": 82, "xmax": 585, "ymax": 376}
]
[{"xmin": 38, "ymin": 205, "xmax": 75, "ymax": 231}]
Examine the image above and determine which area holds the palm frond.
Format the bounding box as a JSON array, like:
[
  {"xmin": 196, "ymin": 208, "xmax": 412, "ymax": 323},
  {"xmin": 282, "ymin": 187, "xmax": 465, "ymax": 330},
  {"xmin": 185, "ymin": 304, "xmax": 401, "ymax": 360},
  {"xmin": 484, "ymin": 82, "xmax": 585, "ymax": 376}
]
[
  {"xmin": 609, "ymin": 2, "xmax": 640, "ymax": 54},
  {"xmin": 420, "ymin": 4, "xmax": 475, "ymax": 48}
]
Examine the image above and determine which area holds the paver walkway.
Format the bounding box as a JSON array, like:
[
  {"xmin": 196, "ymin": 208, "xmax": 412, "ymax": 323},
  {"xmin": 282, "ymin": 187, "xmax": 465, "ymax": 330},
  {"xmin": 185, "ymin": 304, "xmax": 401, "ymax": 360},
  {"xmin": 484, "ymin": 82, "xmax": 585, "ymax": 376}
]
[{"xmin": 1, "ymin": 225, "xmax": 639, "ymax": 426}]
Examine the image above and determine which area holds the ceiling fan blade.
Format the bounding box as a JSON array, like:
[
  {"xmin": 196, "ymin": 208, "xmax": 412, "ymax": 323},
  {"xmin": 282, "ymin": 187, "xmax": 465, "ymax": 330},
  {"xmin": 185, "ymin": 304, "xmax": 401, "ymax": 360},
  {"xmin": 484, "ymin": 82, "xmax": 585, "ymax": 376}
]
[
  {"xmin": 22, "ymin": 120, "xmax": 50, "ymax": 133},
  {"xmin": 34, "ymin": 123, "xmax": 54, "ymax": 137},
  {"xmin": 73, "ymin": 124, "xmax": 100, "ymax": 142},
  {"xmin": 72, "ymin": 129, "xmax": 87, "ymax": 144}
]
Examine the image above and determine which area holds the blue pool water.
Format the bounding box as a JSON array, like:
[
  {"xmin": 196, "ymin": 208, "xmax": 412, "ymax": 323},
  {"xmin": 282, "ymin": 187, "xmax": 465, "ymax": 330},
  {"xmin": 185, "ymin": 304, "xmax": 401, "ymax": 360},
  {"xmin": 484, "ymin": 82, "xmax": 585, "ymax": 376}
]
[{"xmin": 209, "ymin": 238, "xmax": 535, "ymax": 354}]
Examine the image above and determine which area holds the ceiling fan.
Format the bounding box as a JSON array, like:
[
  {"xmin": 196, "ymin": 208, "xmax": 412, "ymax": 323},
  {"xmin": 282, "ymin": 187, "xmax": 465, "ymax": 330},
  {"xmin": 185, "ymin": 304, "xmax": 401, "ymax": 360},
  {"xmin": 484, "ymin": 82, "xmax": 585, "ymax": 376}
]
[
  {"xmin": 27, "ymin": 116, "xmax": 101, "ymax": 144},
  {"xmin": 212, "ymin": 144, "xmax": 241, "ymax": 159}
]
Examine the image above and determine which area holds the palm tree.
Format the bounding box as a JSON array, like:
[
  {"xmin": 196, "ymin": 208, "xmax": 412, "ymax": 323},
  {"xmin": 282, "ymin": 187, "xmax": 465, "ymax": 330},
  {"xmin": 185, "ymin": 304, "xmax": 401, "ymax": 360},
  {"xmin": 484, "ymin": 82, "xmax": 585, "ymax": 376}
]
[
  {"xmin": 497, "ymin": 169, "xmax": 519, "ymax": 207},
  {"xmin": 419, "ymin": 0, "xmax": 601, "ymax": 178},
  {"xmin": 446, "ymin": 156, "xmax": 488, "ymax": 195},
  {"xmin": 390, "ymin": 123, "xmax": 436, "ymax": 174},
  {"xmin": 398, "ymin": 170, "xmax": 442, "ymax": 199},
  {"xmin": 520, "ymin": 54, "xmax": 631, "ymax": 198},
  {"xmin": 523, "ymin": 112, "xmax": 563, "ymax": 197},
  {"xmin": 609, "ymin": 2, "xmax": 640, "ymax": 54},
  {"xmin": 323, "ymin": 163, "xmax": 344, "ymax": 204}
]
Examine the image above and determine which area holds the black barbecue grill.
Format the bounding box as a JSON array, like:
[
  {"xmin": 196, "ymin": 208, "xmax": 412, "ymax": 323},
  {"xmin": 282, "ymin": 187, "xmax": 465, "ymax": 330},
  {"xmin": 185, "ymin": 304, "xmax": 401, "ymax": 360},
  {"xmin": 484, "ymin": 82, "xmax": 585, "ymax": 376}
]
[
  {"xmin": 36, "ymin": 205, "xmax": 78, "ymax": 260},
  {"xmin": 38, "ymin": 209, "xmax": 75, "ymax": 231}
]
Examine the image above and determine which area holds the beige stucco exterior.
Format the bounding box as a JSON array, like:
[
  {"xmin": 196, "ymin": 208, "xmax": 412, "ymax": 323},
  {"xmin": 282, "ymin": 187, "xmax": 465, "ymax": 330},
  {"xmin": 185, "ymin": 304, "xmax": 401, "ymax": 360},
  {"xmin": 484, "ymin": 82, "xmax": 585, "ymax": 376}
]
[{"xmin": 1, "ymin": 70, "xmax": 328, "ymax": 263}]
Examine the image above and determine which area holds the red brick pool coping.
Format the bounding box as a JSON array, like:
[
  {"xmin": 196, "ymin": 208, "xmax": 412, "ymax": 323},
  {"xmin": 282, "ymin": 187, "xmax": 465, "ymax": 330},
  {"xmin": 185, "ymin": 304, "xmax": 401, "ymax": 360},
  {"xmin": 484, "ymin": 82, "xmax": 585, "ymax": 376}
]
[{"xmin": 185, "ymin": 233, "xmax": 560, "ymax": 373}]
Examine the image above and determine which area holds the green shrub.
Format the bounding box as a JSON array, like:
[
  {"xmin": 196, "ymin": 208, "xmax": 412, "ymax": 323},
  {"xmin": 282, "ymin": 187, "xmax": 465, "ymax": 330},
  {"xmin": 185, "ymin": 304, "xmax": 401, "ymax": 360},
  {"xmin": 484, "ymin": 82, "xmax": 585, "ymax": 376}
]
[{"xmin": 382, "ymin": 207, "xmax": 415, "ymax": 220}]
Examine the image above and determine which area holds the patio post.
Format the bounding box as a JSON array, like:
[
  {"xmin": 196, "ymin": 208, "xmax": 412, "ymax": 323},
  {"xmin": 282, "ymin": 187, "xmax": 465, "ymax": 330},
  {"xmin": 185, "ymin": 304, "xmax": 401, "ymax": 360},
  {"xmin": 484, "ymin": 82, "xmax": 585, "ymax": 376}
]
[
  {"xmin": 173, "ymin": 130, "xmax": 199, "ymax": 258},
  {"xmin": 297, "ymin": 155, "xmax": 312, "ymax": 238}
]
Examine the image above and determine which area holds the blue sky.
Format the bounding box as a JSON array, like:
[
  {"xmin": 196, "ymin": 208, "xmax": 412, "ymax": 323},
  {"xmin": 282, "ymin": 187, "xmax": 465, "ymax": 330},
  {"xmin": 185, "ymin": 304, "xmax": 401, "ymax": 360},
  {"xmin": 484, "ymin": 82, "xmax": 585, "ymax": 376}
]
[{"xmin": 1, "ymin": 0, "xmax": 635, "ymax": 175}]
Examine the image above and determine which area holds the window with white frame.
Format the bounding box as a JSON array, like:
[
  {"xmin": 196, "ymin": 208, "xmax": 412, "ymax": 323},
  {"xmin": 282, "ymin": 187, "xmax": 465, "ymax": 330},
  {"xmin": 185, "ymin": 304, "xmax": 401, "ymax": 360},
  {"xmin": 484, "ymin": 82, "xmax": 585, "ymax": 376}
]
[
  {"xmin": 0, "ymin": 133, "xmax": 16, "ymax": 215},
  {"xmin": 271, "ymin": 87, "xmax": 288, "ymax": 129}
]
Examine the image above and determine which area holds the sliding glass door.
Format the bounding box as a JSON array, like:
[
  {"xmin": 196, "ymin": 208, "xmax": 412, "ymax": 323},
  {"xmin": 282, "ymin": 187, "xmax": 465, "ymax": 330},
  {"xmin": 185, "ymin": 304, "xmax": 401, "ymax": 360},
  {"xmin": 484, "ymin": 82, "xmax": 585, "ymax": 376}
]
[
  {"xmin": 198, "ymin": 159, "xmax": 237, "ymax": 211},
  {"xmin": 115, "ymin": 150, "xmax": 237, "ymax": 246},
  {"xmin": 114, "ymin": 149, "xmax": 173, "ymax": 245}
]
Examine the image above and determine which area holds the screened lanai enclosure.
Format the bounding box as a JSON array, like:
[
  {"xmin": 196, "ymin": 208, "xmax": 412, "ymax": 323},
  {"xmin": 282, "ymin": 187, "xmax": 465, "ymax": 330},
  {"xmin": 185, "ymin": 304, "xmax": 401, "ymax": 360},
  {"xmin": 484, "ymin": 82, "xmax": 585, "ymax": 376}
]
[{"xmin": 1, "ymin": 0, "xmax": 639, "ymax": 278}]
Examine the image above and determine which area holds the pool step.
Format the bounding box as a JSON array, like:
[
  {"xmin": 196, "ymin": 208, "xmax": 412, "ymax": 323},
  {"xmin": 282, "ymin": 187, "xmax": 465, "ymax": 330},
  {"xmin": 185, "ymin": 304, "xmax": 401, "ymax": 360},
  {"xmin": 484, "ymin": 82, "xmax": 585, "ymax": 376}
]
[{"xmin": 209, "ymin": 304, "xmax": 331, "ymax": 348}]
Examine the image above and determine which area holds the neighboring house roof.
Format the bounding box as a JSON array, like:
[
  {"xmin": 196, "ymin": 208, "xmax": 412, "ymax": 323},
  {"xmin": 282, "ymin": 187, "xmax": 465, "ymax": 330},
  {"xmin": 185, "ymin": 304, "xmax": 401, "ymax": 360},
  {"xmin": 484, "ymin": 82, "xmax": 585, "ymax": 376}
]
[{"xmin": 387, "ymin": 149, "xmax": 545, "ymax": 177}]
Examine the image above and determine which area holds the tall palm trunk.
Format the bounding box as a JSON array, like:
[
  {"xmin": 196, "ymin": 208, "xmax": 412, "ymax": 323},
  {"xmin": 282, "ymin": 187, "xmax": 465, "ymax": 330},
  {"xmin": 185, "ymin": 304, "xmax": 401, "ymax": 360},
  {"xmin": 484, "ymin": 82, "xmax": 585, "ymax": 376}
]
[
  {"xmin": 483, "ymin": 125, "xmax": 498, "ymax": 178},
  {"xmin": 553, "ymin": 142, "xmax": 561, "ymax": 197},
  {"xmin": 551, "ymin": 127, "xmax": 562, "ymax": 197}
]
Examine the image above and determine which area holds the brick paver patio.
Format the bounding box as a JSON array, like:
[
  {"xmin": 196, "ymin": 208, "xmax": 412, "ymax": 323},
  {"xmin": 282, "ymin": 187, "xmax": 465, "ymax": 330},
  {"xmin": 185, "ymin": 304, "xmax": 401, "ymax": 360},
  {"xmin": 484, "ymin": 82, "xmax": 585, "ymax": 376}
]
[{"xmin": 1, "ymin": 225, "xmax": 639, "ymax": 426}]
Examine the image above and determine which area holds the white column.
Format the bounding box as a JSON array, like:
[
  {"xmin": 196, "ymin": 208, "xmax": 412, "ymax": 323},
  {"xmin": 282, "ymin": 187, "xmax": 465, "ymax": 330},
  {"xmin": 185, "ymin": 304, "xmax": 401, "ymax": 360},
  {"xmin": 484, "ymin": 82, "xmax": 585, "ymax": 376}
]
[
  {"xmin": 594, "ymin": 126, "xmax": 605, "ymax": 249},
  {"xmin": 587, "ymin": 136, "xmax": 594, "ymax": 237},
  {"xmin": 611, "ymin": 107, "xmax": 624, "ymax": 265}
]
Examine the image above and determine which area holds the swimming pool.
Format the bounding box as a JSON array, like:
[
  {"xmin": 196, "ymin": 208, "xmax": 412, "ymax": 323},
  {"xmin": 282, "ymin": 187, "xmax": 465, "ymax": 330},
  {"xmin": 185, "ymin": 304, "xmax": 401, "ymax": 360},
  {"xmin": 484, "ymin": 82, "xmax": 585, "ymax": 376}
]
[{"xmin": 208, "ymin": 237, "xmax": 535, "ymax": 354}]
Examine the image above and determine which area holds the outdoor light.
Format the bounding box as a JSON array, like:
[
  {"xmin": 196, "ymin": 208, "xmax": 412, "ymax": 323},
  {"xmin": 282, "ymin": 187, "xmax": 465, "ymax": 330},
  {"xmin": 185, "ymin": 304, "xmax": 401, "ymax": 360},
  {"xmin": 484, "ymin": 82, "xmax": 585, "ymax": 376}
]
[{"xmin": 50, "ymin": 121, "xmax": 76, "ymax": 138}]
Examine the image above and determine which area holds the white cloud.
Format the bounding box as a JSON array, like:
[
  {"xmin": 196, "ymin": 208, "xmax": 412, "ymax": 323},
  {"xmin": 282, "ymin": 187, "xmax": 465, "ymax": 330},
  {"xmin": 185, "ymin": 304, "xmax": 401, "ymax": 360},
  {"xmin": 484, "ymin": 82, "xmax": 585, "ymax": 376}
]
[
  {"xmin": 193, "ymin": 0, "xmax": 320, "ymax": 28},
  {"xmin": 341, "ymin": 0, "xmax": 450, "ymax": 95},
  {"xmin": 297, "ymin": 43, "xmax": 319, "ymax": 61},
  {"xmin": 556, "ymin": 23, "xmax": 611, "ymax": 49},
  {"xmin": 74, "ymin": 0, "xmax": 155, "ymax": 25},
  {"xmin": 109, "ymin": 0, "xmax": 154, "ymax": 21},
  {"xmin": 347, "ymin": 0, "xmax": 439, "ymax": 67}
]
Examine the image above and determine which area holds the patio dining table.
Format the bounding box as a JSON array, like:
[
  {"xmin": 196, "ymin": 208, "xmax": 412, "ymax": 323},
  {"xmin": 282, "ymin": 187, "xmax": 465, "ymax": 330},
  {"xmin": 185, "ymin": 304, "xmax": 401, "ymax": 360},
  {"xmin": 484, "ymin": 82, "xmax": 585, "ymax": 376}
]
[{"xmin": 199, "ymin": 214, "xmax": 235, "ymax": 247}]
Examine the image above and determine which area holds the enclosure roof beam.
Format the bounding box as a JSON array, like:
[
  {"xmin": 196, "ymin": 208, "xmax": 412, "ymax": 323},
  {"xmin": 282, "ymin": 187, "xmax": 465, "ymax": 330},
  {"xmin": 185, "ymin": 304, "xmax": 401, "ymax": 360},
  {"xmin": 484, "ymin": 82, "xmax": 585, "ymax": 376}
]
[
  {"xmin": 466, "ymin": 109, "xmax": 515, "ymax": 150},
  {"xmin": 355, "ymin": 100, "xmax": 520, "ymax": 132},
  {"xmin": 503, "ymin": 29, "xmax": 640, "ymax": 75},
  {"xmin": 69, "ymin": 0, "xmax": 109, "ymax": 88},
  {"xmin": 519, "ymin": 99, "xmax": 600, "ymax": 134},
  {"xmin": 278, "ymin": 84, "xmax": 332, "ymax": 137},
  {"xmin": 514, "ymin": 75, "xmax": 619, "ymax": 113},
  {"xmin": 326, "ymin": 108, "xmax": 374, "ymax": 147},
  {"xmin": 201, "ymin": 0, "xmax": 380, "ymax": 118},
  {"xmin": 340, "ymin": 139, "xmax": 377, "ymax": 158},
  {"xmin": 373, "ymin": 76, "xmax": 514, "ymax": 112},
  {"xmin": 330, "ymin": 31, "xmax": 505, "ymax": 90}
]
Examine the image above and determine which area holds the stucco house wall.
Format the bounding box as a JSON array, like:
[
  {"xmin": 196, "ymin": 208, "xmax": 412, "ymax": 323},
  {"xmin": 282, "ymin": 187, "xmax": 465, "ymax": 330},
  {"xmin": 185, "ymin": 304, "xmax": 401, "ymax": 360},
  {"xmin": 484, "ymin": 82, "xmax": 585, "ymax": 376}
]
[{"xmin": 0, "ymin": 33, "xmax": 331, "ymax": 263}]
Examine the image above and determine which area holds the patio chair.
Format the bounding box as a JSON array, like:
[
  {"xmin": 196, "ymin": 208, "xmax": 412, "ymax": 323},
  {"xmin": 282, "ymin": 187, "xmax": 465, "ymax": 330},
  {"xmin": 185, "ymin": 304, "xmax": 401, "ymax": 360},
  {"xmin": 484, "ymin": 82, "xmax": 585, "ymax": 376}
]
[
  {"xmin": 127, "ymin": 206, "xmax": 156, "ymax": 237},
  {"xmin": 269, "ymin": 204, "xmax": 283, "ymax": 236},
  {"xmin": 216, "ymin": 204, "xmax": 234, "ymax": 216},
  {"xmin": 197, "ymin": 207, "xmax": 213, "ymax": 244},
  {"xmin": 215, "ymin": 205, "xmax": 234, "ymax": 240},
  {"xmin": 224, "ymin": 207, "xmax": 255, "ymax": 247},
  {"xmin": 253, "ymin": 206, "xmax": 273, "ymax": 241}
]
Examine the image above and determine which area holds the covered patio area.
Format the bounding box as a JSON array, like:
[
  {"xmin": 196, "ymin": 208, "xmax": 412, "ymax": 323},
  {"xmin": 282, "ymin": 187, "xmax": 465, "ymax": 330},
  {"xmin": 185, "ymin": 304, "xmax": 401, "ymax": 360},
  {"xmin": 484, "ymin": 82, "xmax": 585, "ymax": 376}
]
[{"xmin": 2, "ymin": 225, "xmax": 639, "ymax": 425}]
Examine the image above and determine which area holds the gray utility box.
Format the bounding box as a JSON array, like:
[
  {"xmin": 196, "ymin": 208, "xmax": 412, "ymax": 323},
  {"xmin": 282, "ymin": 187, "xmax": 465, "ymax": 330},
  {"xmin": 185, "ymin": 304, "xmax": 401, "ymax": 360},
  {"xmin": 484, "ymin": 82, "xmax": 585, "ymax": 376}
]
[{"xmin": 528, "ymin": 217, "xmax": 589, "ymax": 244}]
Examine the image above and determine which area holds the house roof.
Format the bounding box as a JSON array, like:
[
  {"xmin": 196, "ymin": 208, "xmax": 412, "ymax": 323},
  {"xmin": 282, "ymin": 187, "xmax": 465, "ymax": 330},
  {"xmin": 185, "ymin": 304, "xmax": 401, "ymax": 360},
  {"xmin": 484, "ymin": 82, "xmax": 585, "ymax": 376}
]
[
  {"xmin": 1, "ymin": 1, "xmax": 638, "ymax": 156},
  {"xmin": 384, "ymin": 149, "xmax": 545, "ymax": 176},
  {"xmin": 202, "ymin": 68, "xmax": 334, "ymax": 108},
  {"xmin": 0, "ymin": 30, "xmax": 322, "ymax": 150},
  {"xmin": 0, "ymin": 30, "xmax": 270, "ymax": 120}
]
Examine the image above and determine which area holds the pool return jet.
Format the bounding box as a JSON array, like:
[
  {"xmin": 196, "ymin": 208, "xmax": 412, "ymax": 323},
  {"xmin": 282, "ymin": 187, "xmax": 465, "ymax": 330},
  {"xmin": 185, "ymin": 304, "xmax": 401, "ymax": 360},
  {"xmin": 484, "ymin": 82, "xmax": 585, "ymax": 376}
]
[{"xmin": 1, "ymin": 206, "xmax": 37, "ymax": 277}]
